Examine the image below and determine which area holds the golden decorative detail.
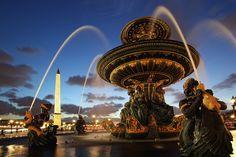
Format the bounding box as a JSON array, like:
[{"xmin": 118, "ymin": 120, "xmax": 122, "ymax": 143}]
[
  {"xmin": 101, "ymin": 43, "xmax": 199, "ymax": 81},
  {"xmin": 121, "ymin": 17, "xmax": 171, "ymax": 44},
  {"xmin": 110, "ymin": 58, "xmax": 185, "ymax": 88},
  {"xmin": 203, "ymin": 93, "xmax": 221, "ymax": 111},
  {"xmin": 127, "ymin": 79, "xmax": 141, "ymax": 86},
  {"xmin": 120, "ymin": 72, "xmax": 173, "ymax": 87},
  {"xmin": 126, "ymin": 116, "xmax": 148, "ymax": 133}
]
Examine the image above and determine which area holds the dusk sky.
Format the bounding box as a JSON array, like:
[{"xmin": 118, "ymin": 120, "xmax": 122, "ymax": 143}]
[{"xmin": 0, "ymin": 0, "xmax": 236, "ymax": 120}]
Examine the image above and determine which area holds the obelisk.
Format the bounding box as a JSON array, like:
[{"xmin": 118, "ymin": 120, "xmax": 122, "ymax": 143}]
[{"xmin": 54, "ymin": 69, "xmax": 61, "ymax": 128}]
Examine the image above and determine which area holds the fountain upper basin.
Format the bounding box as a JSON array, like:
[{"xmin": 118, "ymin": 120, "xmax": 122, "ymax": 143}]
[{"xmin": 97, "ymin": 39, "xmax": 199, "ymax": 88}]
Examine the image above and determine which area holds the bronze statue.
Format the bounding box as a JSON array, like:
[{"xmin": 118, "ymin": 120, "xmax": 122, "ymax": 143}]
[
  {"xmin": 24, "ymin": 104, "xmax": 58, "ymax": 148},
  {"xmin": 120, "ymin": 102, "xmax": 131, "ymax": 124},
  {"xmin": 179, "ymin": 78, "xmax": 233, "ymax": 157},
  {"xmin": 132, "ymin": 85, "xmax": 148, "ymax": 125}
]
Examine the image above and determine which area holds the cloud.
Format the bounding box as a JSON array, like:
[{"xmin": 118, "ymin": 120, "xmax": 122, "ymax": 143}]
[
  {"xmin": 61, "ymin": 104, "xmax": 80, "ymax": 114},
  {"xmin": 0, "ymin": 100, "xmax": 17, "ymax": 115},
  {"xmin": 24, "ymin": 83, "xmax": 34, "ymax": 89},
  {"xmin": 0, "ymin": 97, "xmax": 122, "ymax": 117},
  {"xmin": 213, "ymin": 73, "xmax": 236, "ymax": 90},
  {"xmin": 7, "ymin": 96, "xmax": 53, "ymax": 116},
  {"xmin": 83, "ymin": 92, "xmax": 125, "ymax": 102},
  {"xmin": 171, "ymin": 91, "xmax": 185, "ymax": 104},
  {"xmin": 17, "ymin": 47, "xmax": 40, "ymax": 54},
  {"xmin": 0, "ymin": 63, "xmax": 36, "ymax": 88},
  {"xmin": 164, "ymin": 87, "xmax": 177, "ymax": 93},
  {"xmin": 81, "ymin": 102, "xmax": 123, "ymax": 117},
  {"xmin": 87, "ymin": 100, "xmax": 94, "ymax": 103},
  {"xmin": 164, "ymin": 87, "xmax": 185, "ymax": 104},
  {"xmin": 66, "ymin": 73, "xmax": 110, "ymax": 87},
  {"xmin": 0, "ymin": 99, "xmax": 52, "ymax": 116},
  {"xmin": 108, "ymin": 96, "xmax": 125, "ymax": 101},
  {"xmin": 114, "ymin": 87, "xmax": 126, "ymax": 91},
  {"xmin": 10, "ymin": 96, "xmax": 51, "ymax": 108},
  {"xmin": 0, "ymin": 91, "xmax": 17, "ymax": 99},
  {"xmin": 60, "ymin": 102, "xmax": 123, "ymax": 117},
  {"xmin": 0, "ymin": 97, "xmax": 50, "ymax": 116},
  {"xmin": 0, "ymin": 49, "xmax": 13, "ymax": 63},
  {"xmin": 44, "ymin": 94, "xmax": 54, "ymax": 100},
  {"xmin": 10, "ymin": 88, "xmax": 19, "ymax": 92}
]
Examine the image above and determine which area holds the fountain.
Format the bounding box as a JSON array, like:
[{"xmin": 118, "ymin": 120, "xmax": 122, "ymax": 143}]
[{"xmin": 97, "ymin": 17, "xmax": 200, "ymax": 139}]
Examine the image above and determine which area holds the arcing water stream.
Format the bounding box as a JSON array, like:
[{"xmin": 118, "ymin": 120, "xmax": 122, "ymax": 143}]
[{"xmin": 29, "ymin": 25, "xmax": 110, "ymax": 111}]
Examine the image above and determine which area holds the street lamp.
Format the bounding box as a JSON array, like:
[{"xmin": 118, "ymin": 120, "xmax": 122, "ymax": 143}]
[
  {"xmin": 62, "ymin": 122, "xmax": 66, "ymax": 131},
  {"xmin": 9, "ymin": 120, "xmax": 14, "ymax": 134},
  {"xmin": 92, "ymin": 115, "xmax": 96, "ymax": 124},
  {"xmin": 91, "ymin": 115, "xmax": 96, "ymax": 132},
  {"xmin": 15, "ymin": 121, "xmax": 19, "ymax": 133},
  {"xmin": 72, "ymin": 119, "xmax": 76, "ymax": 126},
  {"xmin": 0, "ymin": 118, "xmax": 3, "ymax": 135},
  {"xmin": 231, "ymin": 96, "xmax": 236, "ymax": 118},
  {"xmin": 230, "ymin": 114, "xmax": 235, "ymax": 119}
]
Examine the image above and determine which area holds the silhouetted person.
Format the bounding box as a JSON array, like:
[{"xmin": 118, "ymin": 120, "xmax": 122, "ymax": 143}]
[
  {"xmin": 76, "ymin": 115, "xmax": 86, "ymax": 134},
  {"xmin": 1, "ymin": 129, "xmax": 4, "ymax": 136}
]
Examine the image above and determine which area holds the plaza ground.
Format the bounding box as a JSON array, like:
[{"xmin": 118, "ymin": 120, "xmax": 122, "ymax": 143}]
[{"xmin": 0, "ymin": 131, "xmax": 236, "ymax": 157}]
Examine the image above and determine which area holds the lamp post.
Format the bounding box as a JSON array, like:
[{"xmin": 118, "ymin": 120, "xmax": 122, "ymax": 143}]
[
  {"xmin": 72, "ymin": 119, "xmax": 76, "ymax": 126},
  {"xmin": 0, "ymin": 118, "xmax": 3, "ymax": 135},
  {"xmin": 20, "ymin": 122, "xmax": 23, "ymax": 127},
  {"xmin": 15, "ymin": 121, "xmax": 19, "ymax": 133},
  {"xmin": 9, "ymin": 120, "xmax": 14, "ymax": 134},
  {"xmin": 92, "ymin": 115, "xmax": 96, "ymax": 132},
  {"xmin": 92, "ymin": 115, "xmax": 96, "ymax": 124},
  {"xmin": 72, "ymin": 119, "xmax": 76, "ymax": 132},
  {"xmin": 231, "ymin": 96, "xmax": 236, "ymax": 119},
  {"xmin": 62, "ymin": 122, "xmax": 66, "ymax": 131}
]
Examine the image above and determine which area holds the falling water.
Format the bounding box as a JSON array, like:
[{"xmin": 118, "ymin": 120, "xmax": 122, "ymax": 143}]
[
  {"xmin": 189, "ymin": 20, "xmax": 236, "ymax": 47},
  {"xmin": 152, "ymin": 6, "xmax": 200, "ymax": 82},
  {"xmin": 198, "ymin": 57, "xmax": 208, "ymax": 84},
  {"xmin": 29, "ymin": 25, "xmax": 110, "ymax": 111},
  {"xmin": 210, "ymin": 21, "xmax": 236, "ymax": 46},
  {"xmin": 187, "ymin": 20, "xmax": 236, "ymax": 83},
  {"xmin": 77, "ymin": 54, "xmax": 102, "ymax": 116}
]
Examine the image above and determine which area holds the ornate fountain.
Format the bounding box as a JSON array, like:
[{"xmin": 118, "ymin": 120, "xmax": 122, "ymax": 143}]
[{"xmin": 97, "ymin": 17, "xmax": 200, "ymax": 138}]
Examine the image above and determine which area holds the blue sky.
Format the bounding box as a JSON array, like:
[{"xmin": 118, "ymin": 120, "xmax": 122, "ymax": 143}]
[{"xmin": 0, "ymin": 0, "xmax": 236, "ymax": 119}]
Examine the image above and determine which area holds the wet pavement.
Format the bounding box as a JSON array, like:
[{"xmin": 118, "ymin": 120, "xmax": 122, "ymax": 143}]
[
  {"xmin": 0, "ymin": 133, "xmax": 180, "ymax": 157},
  {"xmin": 0, "ymin": 131, "xmax": 236, "ymax": 157}
]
